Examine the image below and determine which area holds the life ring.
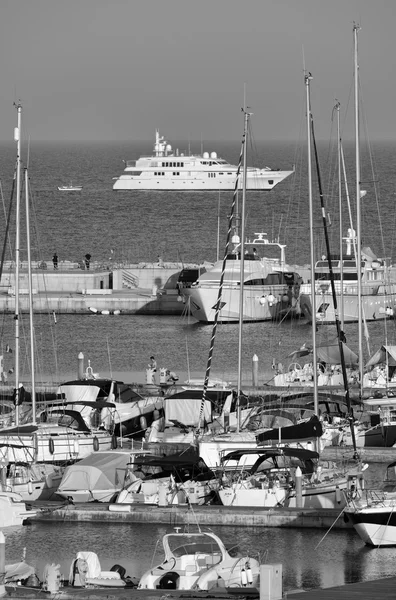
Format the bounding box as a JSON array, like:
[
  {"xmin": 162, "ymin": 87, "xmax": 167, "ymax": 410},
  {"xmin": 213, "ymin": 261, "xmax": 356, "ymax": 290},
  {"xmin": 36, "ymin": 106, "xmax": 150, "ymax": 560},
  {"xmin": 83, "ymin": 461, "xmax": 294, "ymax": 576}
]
[
  {"xmin": 93, "ymin": 436, "xmax": 99, "ymax": 452},
  {"xmin": 48, "ymin": 438, "xmax": 55, "ymax": 455},
  {"xmin": 111, "ymin": 435, "xmax": 118, "ymax": 450}
]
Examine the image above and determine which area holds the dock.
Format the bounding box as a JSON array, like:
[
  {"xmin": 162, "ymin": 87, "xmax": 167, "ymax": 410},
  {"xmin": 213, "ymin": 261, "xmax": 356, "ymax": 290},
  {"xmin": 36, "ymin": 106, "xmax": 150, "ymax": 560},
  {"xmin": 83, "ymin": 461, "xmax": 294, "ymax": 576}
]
[
  {"xmin": 4, "ymin": 574, "xmax": 396, "ymax": 600},
  {"xmin": 286, "ymin": 576, "xmax": 396, "ymax": 599},
  {"xmin": 30, "ymin": 502, "xmax": 352, "ymax": 530}
]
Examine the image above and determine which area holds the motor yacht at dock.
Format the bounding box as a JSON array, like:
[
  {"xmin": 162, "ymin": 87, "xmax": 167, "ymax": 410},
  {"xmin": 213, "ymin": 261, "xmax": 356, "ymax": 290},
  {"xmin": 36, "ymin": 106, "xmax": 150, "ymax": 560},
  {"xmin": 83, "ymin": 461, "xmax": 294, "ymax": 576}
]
[
  {"xmin": 113, "ymin": 130, "xmax": 293, "ymax": 191},
  {"xmin": 299, "ymin": 229, "xmax": 396, "ymax": 324},
  {"xmin": 180, "ymin": 232, "xmax": 302, "ymax": 323}
]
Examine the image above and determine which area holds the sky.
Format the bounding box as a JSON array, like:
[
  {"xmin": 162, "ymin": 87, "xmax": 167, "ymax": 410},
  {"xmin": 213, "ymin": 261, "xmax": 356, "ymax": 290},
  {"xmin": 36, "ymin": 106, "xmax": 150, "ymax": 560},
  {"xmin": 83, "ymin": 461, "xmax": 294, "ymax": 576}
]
[{"xmin": 0, "ymin": 0, "xmax": 395, "ymax": 142}]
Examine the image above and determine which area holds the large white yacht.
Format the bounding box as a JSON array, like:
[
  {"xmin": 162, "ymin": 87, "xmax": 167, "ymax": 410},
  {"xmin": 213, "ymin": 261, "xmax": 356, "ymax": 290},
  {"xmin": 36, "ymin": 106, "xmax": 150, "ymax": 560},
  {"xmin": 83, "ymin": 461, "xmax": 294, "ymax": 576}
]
[
  {"xmin": 113, "ymin": 130, "xmax": 293, "ymax": 191},
  {"xmin": 299, "ymin": 229, "xmax": 396, "ymax": 324},
  {"xmin": 180, "ymin": 232, "xmax": 303, "ymax": 323}
]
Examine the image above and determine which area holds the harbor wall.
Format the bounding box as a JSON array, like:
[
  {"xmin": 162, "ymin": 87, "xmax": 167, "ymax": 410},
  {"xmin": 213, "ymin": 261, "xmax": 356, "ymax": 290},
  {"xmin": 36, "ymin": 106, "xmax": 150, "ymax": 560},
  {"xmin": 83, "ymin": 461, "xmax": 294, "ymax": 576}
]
[
  {"xmin": 0, "ymin": 262, "xmax": 197, "ymax": 314},
  {"xmin": 31, "ymin": 503, "xmax": 353, "ymax": 529}
]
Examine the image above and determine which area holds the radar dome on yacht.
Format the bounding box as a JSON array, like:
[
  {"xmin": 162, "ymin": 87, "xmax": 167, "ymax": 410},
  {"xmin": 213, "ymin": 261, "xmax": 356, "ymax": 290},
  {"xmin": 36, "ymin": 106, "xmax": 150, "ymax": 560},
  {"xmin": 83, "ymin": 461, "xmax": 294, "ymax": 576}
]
[
  {"xmin": 231, "ymin": 234, "xmax": 240, "ymax": 244},
  {"xmin": 210, "ymin": 152, "xmax": 217, "ymax": 159},
  {"xmin": 203, "ymin": 152, "xmax": 210, "ymax": 159},
  {"xmin": 166, "ymin": 144, "xmax": 172, "ymax": 152}
]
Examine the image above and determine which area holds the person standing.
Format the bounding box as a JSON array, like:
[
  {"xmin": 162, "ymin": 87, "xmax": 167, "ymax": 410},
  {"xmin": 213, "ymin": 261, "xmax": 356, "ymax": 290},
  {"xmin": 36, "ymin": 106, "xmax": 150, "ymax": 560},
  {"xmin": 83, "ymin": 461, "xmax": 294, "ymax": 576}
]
[
  {"xmin": 52, "ymin": 253, "xmax": 58, "ymax": 269},
  {"xmin": 149, "ymin": 356, "xmax": 157, "ymax": 372},
  {"xmin": 84, "ymin": 253, "xmax": 91, "ymax": 270}
]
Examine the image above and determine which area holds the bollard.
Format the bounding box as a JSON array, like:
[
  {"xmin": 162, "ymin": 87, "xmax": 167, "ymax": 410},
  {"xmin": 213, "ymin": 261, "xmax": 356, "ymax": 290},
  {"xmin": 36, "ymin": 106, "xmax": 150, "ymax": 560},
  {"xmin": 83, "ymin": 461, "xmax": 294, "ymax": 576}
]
[
  {"xmin": 158, "ymin": 483, "xmax": 167, "ymax": 507},
  {"xmin": 259, "ymin": 564, "xmax": 282, "ymax": 600},
  {"xmin": 78, "ymin": 352, "xmax": 84, "ymax": 380},
  {"xmin": 252, "ymin": 354, "xmax": 259, "ymax": 387},
  {"xmin": 295, "ymin": 466, "xmax": 303, "ymax": 507},
  {"xmin": 0, "ymin": 531, "xmax": 6, "ymax": 597}
]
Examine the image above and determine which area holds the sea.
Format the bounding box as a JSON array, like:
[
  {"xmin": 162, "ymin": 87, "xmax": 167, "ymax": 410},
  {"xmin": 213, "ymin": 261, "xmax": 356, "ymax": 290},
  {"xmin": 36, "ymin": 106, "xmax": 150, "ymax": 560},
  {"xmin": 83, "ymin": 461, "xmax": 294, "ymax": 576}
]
[{"xmin": 2, "ymin": 137, "xmax": 396, "ymax": 592}]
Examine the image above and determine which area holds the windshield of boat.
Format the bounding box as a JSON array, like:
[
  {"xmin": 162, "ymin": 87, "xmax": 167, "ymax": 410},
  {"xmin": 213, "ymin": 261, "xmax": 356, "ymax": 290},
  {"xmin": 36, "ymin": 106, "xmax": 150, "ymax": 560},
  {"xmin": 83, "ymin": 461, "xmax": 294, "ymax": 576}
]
[{"xmin": 167, "ymin": 535, "xmax": 222, "ymax": 557}]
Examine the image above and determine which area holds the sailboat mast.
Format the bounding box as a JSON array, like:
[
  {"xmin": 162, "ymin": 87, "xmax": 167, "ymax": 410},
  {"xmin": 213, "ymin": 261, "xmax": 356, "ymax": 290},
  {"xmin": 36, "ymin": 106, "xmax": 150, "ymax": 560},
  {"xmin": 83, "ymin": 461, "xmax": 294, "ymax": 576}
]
[
  {"xmin": 14, "ymin": 102, "xmax": 22, "ymax": 425},
  {"xmin": 354, "ymin": 23, "xmax": 364, "ymax": 393},
  {"xmin": 335, "ymin": 101, "xmax": 345, "ymax": 330},
  {"xmin": 305, "ymin": 73, "xmax": 318, "ymax": 414},
  {"xmin": 237, "ymin": 109, "xmax": 250, "ymax": 432},
  {"xmin": 25, "ymin": 168, "xmax": 36, "ymax": 424}
]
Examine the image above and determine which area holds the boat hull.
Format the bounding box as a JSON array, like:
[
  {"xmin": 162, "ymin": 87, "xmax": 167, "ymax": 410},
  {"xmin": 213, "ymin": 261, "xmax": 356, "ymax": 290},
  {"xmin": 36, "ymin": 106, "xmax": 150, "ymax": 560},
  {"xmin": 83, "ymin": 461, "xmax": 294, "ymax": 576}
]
[
  {"xmin": 183, "ymin": 285, "xmax": 296, "ymax": 322},
  {"xmin": 219, "ymin": 480, "xmax": 347, "ymax": 509},
  {"xmin": 113, "ymin": 171, "xmax": 293, "ymax": 191},
  {"xmin": 345, "ymin": 507, "xmax": 396, "ymax": 546},
  {"xmin": 300, "ymin": 288, "xmax": 396, "ymax": 324}
]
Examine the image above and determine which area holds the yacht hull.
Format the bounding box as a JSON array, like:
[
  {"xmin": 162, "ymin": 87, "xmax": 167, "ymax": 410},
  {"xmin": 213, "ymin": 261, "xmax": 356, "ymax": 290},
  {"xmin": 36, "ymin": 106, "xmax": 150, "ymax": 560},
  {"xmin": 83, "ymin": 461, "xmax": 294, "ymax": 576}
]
[
  {"xmin": 300, "ymin": 288, "xmax": 396, "ymax": 323},
  {"xmin": 183, "ymin": 285, "xmax": 295, "ymax": 322},
  {"xmin": 113, "ymin": 171, "xmax": 293, "ymax": 191}
]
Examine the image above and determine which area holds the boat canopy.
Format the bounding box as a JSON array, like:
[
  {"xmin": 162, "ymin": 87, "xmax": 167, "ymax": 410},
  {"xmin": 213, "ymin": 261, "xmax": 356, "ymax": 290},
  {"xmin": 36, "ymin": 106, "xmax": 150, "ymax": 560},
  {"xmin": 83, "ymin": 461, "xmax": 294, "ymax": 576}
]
[
  {"xmin": 365, "ymin": 345, "xmax": 396, "ymax": 368},
  {"xmin": 288, "ymin": 341, "xmax": 358, "ymax": 366},
  {"xmin": 317, "ymin": 343, "xmax": 358, "ymax": 366},
  {"xmin": 57, "ymin": 451, "xmax": 131, "ymax": 497},
  {"xmin": 164, "ymin": 390, "xmax": 232, "ymax": 427},
  {"xmin": 256, "ymin": 415, "xmax": 323, "ymax": 445}
]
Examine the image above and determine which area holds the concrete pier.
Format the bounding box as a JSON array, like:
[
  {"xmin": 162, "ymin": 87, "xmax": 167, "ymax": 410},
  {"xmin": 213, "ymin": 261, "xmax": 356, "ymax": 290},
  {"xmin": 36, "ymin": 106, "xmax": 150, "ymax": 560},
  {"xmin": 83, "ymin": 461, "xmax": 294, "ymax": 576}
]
[
  {"xmin": 0, "ymin": 261, "xmax": 202, "ymax": 315},
  {"xmin": 30, "ymin": 502, "xmax": 351, "ymax": 530}
]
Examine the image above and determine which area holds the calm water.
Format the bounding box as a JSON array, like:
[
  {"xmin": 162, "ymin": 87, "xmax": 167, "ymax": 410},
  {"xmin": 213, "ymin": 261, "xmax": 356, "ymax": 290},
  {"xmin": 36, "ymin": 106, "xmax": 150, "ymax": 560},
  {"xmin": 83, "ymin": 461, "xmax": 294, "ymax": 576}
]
[
  {"xmin": 2, "ymin": 139, "xmax": 396, "ymax": 591},
  {"xmin": 3, "ymin": 520, "xmax": 396, "ymax": 593}
]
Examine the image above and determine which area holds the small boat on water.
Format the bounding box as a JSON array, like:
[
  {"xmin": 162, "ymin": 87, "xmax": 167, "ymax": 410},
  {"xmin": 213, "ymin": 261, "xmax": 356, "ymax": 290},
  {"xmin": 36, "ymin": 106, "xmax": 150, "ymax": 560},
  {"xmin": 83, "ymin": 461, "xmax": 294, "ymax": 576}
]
[
  {"xmin": 138, "ymin": 529, "xmax": 260, "ymax": 591},
  {"xmin": 113, "ymin": 129, "xmax": 293, "ymax": 191},
  {"xmin": 58, "ymin": 183, "xmax": 82, "ymax": 191}
]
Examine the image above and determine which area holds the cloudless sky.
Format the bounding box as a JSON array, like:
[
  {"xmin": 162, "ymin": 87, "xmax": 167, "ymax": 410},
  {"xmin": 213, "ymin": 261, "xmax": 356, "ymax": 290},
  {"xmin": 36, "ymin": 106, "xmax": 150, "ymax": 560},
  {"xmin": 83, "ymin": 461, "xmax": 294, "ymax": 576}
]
[{"xmin": 0, "ymin": 0, "xmax": 395, "ymax": 141}]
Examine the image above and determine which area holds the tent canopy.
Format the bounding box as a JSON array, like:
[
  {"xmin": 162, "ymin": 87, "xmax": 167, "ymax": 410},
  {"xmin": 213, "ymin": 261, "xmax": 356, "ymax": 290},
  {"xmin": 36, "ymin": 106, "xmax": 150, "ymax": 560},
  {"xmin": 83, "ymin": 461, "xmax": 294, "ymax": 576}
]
[
  {"xmin": 58, "ymin": 451, "xmax": 131, "ymax": 495},
  {"xmin": 288, "ymin": 341, "xmax": 358, "ymax": 366},
  {"xmin": 366, "ymin": 345, "xmax": 396, "ymax": 368}
]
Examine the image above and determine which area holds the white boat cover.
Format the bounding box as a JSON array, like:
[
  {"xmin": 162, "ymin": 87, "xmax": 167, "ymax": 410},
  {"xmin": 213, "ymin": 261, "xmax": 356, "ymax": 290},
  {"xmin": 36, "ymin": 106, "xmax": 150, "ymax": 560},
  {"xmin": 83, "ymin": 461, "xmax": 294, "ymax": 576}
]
[
  {"xmin": 366, "ymin": 345, "xmax": 396, "ymax": 368},
  {"xmin": 58, "ymin": 451, "xmax": 131, "ymax": 496},
  {"xmin": 56, "ymin": 384, "xmax": 100, "ymax": 404},
  {"xmin": 5, "ymin": 562, "xmax": 35, "ymax": 582},
  {"xmin": 164, "ymin": 397, "xmax": 212, "ymax": 426}
]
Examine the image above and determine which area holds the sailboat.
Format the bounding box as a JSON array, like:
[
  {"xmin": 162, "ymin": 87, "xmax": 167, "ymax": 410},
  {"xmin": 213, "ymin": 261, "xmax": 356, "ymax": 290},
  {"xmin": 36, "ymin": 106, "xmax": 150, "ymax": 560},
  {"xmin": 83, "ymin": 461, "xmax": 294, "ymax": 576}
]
[
  {"xmin": 0, "ymin": 104, "xmax": 115, "ymax": 492},
  {"xmin": 342, "ymin": 25, "xmax": 396, "ymax": 545}
]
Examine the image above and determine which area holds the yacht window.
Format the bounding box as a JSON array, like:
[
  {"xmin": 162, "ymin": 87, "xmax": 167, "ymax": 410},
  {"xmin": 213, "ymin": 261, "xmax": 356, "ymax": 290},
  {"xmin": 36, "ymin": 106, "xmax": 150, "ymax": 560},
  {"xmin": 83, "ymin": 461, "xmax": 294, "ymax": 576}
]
[{"xmin": 268, "ymin": 180, "xmax": 274, "ymax": 185}]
